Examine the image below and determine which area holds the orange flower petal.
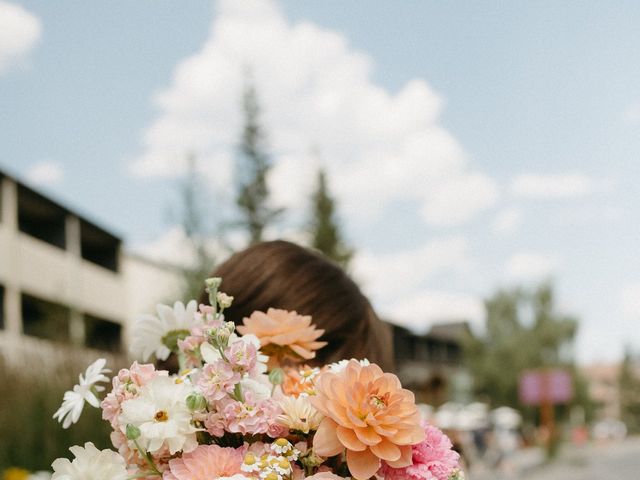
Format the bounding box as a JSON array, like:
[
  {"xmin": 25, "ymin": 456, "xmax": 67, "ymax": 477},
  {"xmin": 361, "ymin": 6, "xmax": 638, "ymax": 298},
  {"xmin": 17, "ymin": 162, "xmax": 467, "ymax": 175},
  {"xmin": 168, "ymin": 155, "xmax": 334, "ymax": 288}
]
[
  {"xmin": 370, "ymin": 439, "xmax": 401, "ymax": 461},
  {"xmin": 384, "ymin": 445, "xmax": 413, "ymax": 468},
  {"xmin": 354, "ymin": 426, "xmax": 382, "ymax": 446},
  {"xmin": 337, "ymin": 426, "xmax": 367, "ymax": 451},
  {"xmin": 346, "ymin": 447, "xmax": 380, "ymax": 480},
  {"xmin": 313, "ymin": 418, "xmax": 344, "ymax": 457}
]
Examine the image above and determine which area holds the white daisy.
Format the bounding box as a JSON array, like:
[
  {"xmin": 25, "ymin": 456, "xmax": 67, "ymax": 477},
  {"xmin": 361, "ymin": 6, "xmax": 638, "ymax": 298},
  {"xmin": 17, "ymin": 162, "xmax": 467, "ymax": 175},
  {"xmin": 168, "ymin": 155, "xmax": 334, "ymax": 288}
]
[
  {"xmin": 51, "ymin": 442, "xmax": 128, "ymax": 480},
  {"xmin": 53, "ymin": 359, "xmax": 110, "ymax": 429},
  {"xmin": 130, "ymin": 300, "xmax": 199, "ymax": 361},
  {"xmin": 119, "ymin": 375, "xmax": 199, "ymax": 455}
]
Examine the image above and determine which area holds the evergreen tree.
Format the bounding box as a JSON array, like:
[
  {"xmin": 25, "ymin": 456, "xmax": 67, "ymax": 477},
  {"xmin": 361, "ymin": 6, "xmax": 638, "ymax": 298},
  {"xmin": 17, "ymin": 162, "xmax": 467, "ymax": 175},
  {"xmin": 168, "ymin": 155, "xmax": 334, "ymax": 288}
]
[
  {"xmin": 620, "ymin": 348, "xmax": 640, "ymax": 433},
  {"xmin": 309, "ymin": 167, "xmax": 353, "ymax": 268},
  {"xmin": 235, "ymin": 78, "xmax": 283, "ymax": 244},
  {"xmin": 175, "ymin": 155, "xmax": 217, "ymax": 302}
]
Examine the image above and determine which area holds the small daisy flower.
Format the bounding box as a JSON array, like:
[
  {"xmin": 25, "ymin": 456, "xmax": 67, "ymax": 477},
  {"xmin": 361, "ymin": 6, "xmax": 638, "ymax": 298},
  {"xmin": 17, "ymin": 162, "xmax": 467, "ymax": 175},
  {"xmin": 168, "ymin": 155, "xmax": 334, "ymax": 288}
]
[{"xmin": 53, "ymin": 358, "xmax": 110, "ymax": 428}]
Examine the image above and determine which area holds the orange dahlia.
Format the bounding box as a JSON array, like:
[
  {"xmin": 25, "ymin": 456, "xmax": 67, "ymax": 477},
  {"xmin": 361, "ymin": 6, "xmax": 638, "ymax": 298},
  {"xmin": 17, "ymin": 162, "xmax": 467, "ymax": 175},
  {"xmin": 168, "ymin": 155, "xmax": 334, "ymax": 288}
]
[
  {"xmin": 310, "ymin": 360, "xmax": 425, "ymax": 480},
  {"xmin": 237, "ymin": 309, "xmax": 327, "ymax": 366}
]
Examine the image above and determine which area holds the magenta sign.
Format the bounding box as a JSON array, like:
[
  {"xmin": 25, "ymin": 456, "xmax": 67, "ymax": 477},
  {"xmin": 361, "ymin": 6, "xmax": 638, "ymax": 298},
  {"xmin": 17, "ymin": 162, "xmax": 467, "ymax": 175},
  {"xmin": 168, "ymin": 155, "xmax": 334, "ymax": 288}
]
[{"xmin": 519, "ymin": 369, "xmax": 573, "ymax": 406}]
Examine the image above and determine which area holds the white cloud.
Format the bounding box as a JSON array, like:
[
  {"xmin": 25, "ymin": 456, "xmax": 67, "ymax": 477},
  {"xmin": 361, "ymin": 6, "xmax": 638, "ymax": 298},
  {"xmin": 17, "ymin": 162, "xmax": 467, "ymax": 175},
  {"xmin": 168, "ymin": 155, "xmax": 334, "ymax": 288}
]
[
  {"xmin": 623, "ymin": 104, "xmax": 640, "ymax": 124},
  {"xmin": 621, "ymin": 284, "xmax": 640, "ymax": 320},
  {"xmin": 510, "ymin": 173, "xmax": 601, "ymax": 199},
  {"xmin": 0, "ymin": 1, "xmax": 41, "ymax": 74},
  {"xmin": 129, "ymin": 225, "xmax": 231, "ymax": 268},
  {"xmin": 24, "ymin": 160, "xmax": 63, "ymax": 186},
  {"xmin": 491, "ymin": 207, "xmax": 523, "ymax": 234},
  {"xmin": 505, "ymin": 251, "xmax": 560, "ymax": 282},
  {"xmin": 383, "ymin": 290, "xmax": 484, "ymax": 333},
  {"xmin": 352, "ymin": 236, "xmax": 472, "ymax": 300},
  {"xmin": 129, "ymin": 0, "xmax": 497, "ymax": 226}
]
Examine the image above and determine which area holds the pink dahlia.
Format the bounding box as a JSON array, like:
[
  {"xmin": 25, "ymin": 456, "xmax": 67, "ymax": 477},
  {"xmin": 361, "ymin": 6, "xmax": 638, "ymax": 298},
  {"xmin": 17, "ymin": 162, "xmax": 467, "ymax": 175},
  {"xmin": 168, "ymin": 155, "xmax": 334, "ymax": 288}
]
[
  {"xmin": 163, "ymin": 444, "xmax": 244, "ymax": 480},
  {"xmin": 379, "ymin": 422, "xmax": 460, "ymax": 480}
]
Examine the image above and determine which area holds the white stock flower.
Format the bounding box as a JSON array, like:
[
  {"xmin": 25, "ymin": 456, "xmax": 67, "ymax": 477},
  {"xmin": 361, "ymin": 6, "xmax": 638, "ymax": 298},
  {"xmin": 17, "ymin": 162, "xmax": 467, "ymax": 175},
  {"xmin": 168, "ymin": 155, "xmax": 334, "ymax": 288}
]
[
  {"xmin": 53, "ymin": 359, "xmax": 110, "ymax": 429},
  {"xmin": 240, "ymin": 376, "xmax": 271, "ymax": 401},
  {"xmin": 119, "ymin": 375, "xmax": 199, "ymax": 455},
  {"xmin": 51, "ymin": 442, "xmax": 127, "ymax": 480},
  {"xmin": 130, "ymin": 300, "xmax": 199, "ymax": 361}
]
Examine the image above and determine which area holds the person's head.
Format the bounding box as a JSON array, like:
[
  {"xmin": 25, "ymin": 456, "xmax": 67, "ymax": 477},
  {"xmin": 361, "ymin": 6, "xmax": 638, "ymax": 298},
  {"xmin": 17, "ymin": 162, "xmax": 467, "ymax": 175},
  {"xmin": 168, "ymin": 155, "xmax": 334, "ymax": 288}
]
[{"xmin": 199, "ymin": 240, "xmax": 394, "ymax": 371}]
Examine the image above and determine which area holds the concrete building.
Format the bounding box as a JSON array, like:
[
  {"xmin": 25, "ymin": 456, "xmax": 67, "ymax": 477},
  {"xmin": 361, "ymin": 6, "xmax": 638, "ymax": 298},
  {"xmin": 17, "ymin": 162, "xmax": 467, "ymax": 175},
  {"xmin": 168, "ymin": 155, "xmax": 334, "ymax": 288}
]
[
  {"xmin": 391, "ymin": 321, "xmax": 472, "ymax": 406},
  {"xmin": 0, "ymin": 169, "xmax": 183, "ymax": 366}
]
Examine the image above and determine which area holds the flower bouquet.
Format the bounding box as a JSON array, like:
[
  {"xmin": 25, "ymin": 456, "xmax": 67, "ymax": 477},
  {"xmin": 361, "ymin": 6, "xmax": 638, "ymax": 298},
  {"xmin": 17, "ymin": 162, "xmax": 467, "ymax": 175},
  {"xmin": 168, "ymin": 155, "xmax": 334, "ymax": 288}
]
[{"xmin": 51, "ymin": 278, "xmax": 464, "ymax": 480}]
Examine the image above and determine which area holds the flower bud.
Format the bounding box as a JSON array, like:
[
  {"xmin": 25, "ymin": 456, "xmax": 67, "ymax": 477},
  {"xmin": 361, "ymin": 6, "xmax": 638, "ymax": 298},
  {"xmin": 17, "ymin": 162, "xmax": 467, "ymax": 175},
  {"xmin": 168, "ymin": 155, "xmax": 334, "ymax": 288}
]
[
  {"xmin": 186, "ymin": 393, "xmax": 207, "ymax": 411},
  {"xmin": 217, "ymin": 292, "xmax": 234, "ymax": 309},
  {"xmin": 126, "ymin": 423, "xmax": 141, "ymax": 440},
  {"xmin": 268, "ymin": 368, "xmax": 285, "ymax": 386}
]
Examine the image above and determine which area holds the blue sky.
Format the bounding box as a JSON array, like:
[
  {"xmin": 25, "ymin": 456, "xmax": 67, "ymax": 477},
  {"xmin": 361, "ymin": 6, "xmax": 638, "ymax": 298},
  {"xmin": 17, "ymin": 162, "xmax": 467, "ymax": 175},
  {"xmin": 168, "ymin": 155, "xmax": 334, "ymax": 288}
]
[{"xmin": 1, "ymin": 0, "xmax": 639, "ymax": 363}]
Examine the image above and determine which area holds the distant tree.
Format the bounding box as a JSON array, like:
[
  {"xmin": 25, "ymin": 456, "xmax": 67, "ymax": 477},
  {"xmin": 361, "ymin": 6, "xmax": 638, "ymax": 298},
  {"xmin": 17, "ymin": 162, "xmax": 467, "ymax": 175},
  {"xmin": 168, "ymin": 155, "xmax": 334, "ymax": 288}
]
[
  {"xmin": 620, "ymin": 348, "xmax": 640, "ymax": 433},
  {"xmin": 309, "ymin": 167, "xmax": 353, "ymax": 269},
  {"xmin": 175, "ymin": 155, "xmax": 217, "ymax": 302},
  {"xmin": 464, "ymin": 283, "xmax": 578, "ymax": 409},
  {"xmin": 235, "ymin": 76, "xmax": 283, "ymax": 244}
]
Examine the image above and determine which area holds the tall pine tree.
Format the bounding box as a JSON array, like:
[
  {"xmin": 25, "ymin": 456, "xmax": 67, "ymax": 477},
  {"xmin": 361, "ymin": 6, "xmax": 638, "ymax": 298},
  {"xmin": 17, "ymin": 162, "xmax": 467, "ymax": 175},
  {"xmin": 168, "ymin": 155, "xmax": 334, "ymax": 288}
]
[
  {"xmin": 309, "ymin": 167, "xmax": 353, "ymax": 269},
  {"xmin": 235, "ymin": 77, "xmax": 282, "ymax": 244},
  {"xmin": 175, "ymin": 155, "xmax": 217, "ymax": 302}
]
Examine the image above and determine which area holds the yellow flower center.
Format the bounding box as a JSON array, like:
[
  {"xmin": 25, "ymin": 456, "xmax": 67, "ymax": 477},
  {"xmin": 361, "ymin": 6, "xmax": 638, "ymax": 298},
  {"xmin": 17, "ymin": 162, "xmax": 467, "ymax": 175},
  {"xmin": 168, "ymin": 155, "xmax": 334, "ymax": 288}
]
[
  {"xmin": 275, "ymin": 438, "xmax": 289, "ymax": 447},
  {"xmin": 264, "ymin": 473, "xmax": 279, "ymax": 480},
  {"xmin": 154, "ymin": 410, "xmax": 169, "ymax": 422},
  {"xmin": 244, "ymin": 453, "xmax": 257, "ymax": 465},
  {"xmin": 369, "ymin": 393, "xmax": 389, "ymax": 410}
]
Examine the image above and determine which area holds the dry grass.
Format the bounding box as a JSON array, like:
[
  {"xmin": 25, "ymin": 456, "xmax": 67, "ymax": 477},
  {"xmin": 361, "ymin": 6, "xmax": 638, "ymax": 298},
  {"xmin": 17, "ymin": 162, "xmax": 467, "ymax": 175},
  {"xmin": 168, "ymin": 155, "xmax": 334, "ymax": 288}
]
[{"xmin": 0, "ymin": 335, "xmax": 128, "ymax": 472}]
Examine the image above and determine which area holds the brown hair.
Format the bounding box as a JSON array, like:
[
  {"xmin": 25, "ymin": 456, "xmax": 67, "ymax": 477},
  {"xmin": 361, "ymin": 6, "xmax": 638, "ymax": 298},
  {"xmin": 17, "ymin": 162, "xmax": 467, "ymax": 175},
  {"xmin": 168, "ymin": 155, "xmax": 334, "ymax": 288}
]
[{"xmin": 199, "ymin": 240, "xmax": 394, "ymax": 371}]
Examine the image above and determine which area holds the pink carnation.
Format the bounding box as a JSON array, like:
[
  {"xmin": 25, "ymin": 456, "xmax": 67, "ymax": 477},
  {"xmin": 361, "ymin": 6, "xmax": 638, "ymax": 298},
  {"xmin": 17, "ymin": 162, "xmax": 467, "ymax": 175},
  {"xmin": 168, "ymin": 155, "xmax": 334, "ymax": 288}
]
[
  {"xmin": 379, "ymin": 422, "xmax": 460, "ymax": 480},
  {"xmin": 163, "ymin": 444, "xmax": 244, "ymax": 480}
]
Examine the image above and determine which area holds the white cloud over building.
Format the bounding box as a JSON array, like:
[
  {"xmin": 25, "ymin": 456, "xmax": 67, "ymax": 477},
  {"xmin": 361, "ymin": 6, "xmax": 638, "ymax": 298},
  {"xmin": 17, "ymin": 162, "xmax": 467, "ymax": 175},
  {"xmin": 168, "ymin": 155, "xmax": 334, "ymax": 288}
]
[
  {"xmin": 0, "ymin": 1, "xmax": 41, "ymax": 74},
  {"xmin": 129, "ymin": 0, "xmax": 497, "ymax": 227}
]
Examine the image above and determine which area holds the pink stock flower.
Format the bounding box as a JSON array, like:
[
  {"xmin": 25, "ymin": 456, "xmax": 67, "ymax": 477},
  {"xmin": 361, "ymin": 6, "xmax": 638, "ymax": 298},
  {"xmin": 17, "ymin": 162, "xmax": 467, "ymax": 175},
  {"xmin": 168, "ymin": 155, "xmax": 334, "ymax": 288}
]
[
  {"xmin": 163, "ymin": 444, "xmax": 245, "ymax": 480},
  {"xmin": 226, "ymin": 339, "xmax": 258, "ymax": 374},
  {"xmin": 379, "ymin": 422, "xmax": 461, "ymax": 480},
  {"xmin": 197, "ymin": 360, "xmax": 241, "ymax": 402},
  {"xmin": 204, "ymin": 392, "xmax": 282, "ymax": 437}
]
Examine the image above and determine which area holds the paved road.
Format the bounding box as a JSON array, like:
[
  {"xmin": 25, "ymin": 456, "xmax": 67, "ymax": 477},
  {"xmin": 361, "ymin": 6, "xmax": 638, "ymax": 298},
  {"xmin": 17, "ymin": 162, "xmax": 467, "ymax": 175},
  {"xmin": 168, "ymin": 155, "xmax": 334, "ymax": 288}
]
[
  {"xmin": 524, "ymin": 438, "xmax": 640, "ymax": 480},
  {"xmin": 471, "ymin": 437, "xmax": 640, "ymax": 480}
]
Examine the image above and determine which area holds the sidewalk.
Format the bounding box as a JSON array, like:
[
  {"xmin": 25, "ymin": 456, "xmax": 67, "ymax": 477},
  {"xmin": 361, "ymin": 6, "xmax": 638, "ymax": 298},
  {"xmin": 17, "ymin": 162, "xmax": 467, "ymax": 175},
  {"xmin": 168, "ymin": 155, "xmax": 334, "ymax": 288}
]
[{"xmin": 468, "ymin": 447, "xmax": 545, "ymax": 480}]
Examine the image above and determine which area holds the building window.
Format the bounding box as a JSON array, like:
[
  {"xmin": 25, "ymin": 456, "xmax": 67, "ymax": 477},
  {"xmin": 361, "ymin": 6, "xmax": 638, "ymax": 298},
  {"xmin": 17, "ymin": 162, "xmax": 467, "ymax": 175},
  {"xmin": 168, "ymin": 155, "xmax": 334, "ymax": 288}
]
[
  {"xmin": 17, "ymin": 185, "xmax": 66, "ymax": 249},
  {"xmin": 80, "ymin": 220, "xmax": 120, "ymax": 272},
  {"xmin": 0, "ymin": 284, "xmax": 4, "ymax": 330},
  {"xmin": 84, "ymin": 314, "xmax": 121, "ymax": 352},
  {"xmin": 21, "ymin": 293, "xmax": 71, "ymax": 342}
]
